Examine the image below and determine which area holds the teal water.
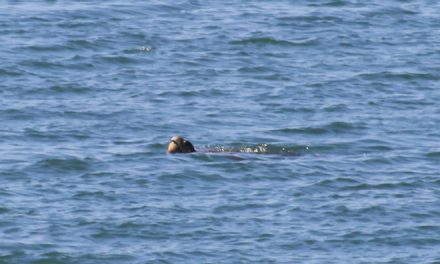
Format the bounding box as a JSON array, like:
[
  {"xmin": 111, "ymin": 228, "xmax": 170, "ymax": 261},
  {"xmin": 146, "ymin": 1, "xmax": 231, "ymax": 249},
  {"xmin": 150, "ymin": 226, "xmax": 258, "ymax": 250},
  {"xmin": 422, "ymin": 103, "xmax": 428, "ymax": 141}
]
[{"xmin": 1, "ymin": 1, "xmax": 440, "ymax": 263}]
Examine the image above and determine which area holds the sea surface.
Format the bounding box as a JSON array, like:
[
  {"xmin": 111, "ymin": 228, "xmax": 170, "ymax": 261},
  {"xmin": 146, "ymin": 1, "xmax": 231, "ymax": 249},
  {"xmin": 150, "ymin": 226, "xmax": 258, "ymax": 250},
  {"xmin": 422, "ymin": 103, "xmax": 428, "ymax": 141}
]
[{"xmin": 1, "ymin": 0, "xmax": 440, "ymax": 263}]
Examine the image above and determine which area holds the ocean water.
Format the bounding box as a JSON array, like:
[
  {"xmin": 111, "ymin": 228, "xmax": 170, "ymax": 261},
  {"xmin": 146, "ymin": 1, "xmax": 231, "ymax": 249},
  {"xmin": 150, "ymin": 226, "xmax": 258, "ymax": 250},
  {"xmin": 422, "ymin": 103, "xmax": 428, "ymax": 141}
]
[{"xmin": 1, "ymin": 0, "xmax": 440, "ymax": 263}]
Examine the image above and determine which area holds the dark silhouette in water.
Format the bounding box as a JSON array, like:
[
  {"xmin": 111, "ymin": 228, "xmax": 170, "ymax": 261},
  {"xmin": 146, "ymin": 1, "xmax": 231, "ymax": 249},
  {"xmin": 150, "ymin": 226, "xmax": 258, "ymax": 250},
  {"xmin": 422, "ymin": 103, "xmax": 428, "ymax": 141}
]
[
  {"xmin": 167, "ymin": 135, "xmax": 196, "ymax": 154},
  {"xmin": 167, "ymin": 135, "xmax": 299, "ymax": 156}
]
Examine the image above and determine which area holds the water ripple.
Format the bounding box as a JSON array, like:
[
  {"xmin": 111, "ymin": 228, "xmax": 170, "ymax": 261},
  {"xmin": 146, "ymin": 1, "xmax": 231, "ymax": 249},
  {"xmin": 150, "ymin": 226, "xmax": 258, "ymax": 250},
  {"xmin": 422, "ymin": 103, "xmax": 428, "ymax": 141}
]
[
  {"xmin": 1, "ymin": 0, "xmax": 440, "ymax": 263},
  {"xmin": 230, "ymin": 37, "xmax": 319, "ymax": 47}
]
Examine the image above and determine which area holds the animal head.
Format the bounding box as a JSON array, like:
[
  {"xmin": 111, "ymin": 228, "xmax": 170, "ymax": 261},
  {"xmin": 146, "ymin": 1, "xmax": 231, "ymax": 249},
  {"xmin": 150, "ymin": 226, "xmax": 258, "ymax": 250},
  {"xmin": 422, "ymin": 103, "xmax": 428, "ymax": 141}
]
[{"xmin": 167, "ymin": 135, "xmax": 196, "ymax": 153}]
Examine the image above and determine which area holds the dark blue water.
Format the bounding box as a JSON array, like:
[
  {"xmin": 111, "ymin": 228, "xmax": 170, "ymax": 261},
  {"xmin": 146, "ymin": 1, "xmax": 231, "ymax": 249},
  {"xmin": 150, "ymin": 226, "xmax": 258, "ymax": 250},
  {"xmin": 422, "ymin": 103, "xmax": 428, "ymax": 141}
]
[{"xmin": 1, "ymin": 1, "xmax": 440, "ymax": 263}]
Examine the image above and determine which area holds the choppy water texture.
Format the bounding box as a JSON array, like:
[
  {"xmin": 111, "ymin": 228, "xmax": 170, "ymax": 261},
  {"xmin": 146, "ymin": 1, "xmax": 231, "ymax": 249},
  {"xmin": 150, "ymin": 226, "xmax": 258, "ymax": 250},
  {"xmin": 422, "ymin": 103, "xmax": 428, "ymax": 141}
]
[{"xmin": 1, "ymin": 0, "xmax": 440, "ymax": 263}]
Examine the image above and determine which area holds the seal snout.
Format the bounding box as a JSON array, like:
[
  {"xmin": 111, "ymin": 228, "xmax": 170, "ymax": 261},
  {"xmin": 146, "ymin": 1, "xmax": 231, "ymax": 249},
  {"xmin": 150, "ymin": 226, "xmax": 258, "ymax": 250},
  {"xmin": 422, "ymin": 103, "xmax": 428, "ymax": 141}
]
[{"xmin": 167, "ymin": 135, "xmax": 196, "ymax": 154}]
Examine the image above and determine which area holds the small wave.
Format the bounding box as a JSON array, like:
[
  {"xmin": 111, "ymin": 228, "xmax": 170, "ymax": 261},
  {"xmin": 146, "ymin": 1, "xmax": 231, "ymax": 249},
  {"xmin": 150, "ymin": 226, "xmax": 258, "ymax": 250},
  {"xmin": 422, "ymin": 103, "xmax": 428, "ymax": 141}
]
[
  {"xmin": 49, "ymin": 85, "xmax": 92, "ymax": 94},
  {"xmin": 341, "ymin": 181, "xmax": 415, "ymax": 191},
  {"xmin": 24, "ymin": 43, "xmax": 74, "ymax": 52},
  {"xmin": 21, "ymin": 58, "xmax": 94, "ymax": 71},
  {"xmin": 67, "ymin": 39, "xmax": 97, "ymax": 50},
  {"xmin": 21, "ymin": 59, "xmax": 63, "ymax": 69},
  {"xmin": 274, "ymin": 106, "xmax": 316, "ymax": 113},
  {"xmin": 158, "ymin": 171, "xmax": 226, "ymax": 182},
  {"xmin": 358, "ymin": 140, "xmax": 393, "ymax": 152},
  {"xmin": 62, "ymin": 109, "xmax": 133, "ymax": 120},
  {"xmin": 357, "ymin": 71, "xmax": 440, "ymax": 81},
  {"xmin": 99, "ymin": 55, "xmax": 136, "ymax": 64},
  {"xmin": 24, "ymin": 128, "xmax": 91, "ymax": 141},
  {"xmin": 365, "ymin": 6, "xmax": 420, "ymax": 17},
  {"xmin": 123, "ymin": 46, "xmax": 153, "ymax": 54},
  {"xmin": 322, "ymin": 103, "xmax": 349, "ymax": 112},
  {"xmin": 22, "ymin": 85, "xmax": 92, "ymax": 96},
  {"xmin": 277, "ymin": 15, "xmax": 344, "ymax": 25},
  {"xmin": 238, "ymin": 66, "xmax": 272, "ymax": 73},
  {"xmin": 57, "ymin": 21, "xmax": 102, "ymax": 29},
  {"xmin": 362, "ymin": 157, "xmax": 393, "ymax": 165},
  {"xmin": 416, "ymin": 225, "xmax": 440, "ymax": 232},
  {"xmin": 0, "ymin": 28, "xmax": 27, "ymax": 35},
  {"xmin": 214, "ymin": 202, "xmax": 282, "ymax": 214},
  {"xmin": 309, "ymin": 0, "xmax": 349, "ymax": 7},
  {"xmin": 73, "ymin": 190, "xmax": 107, "ymax": 199},
  {"xmin": 274, "ymin": 127, "xmax": 327, "ymax": 135},
  {"xmin": 156, "ymin": 89, "xmax": 226, "ymax": 98},
  {"xmin": 31, "ymin": 157, "xmax": 92, "ymax": 172},
  {"xmin": 1, "ymin": 108, "xmax": 38, "ymax": 120},
  {"xmin": 315, "ymin": 177, "xmax": 360, "ymax": 188},
  {"xmin": 328, "ymin": 121, "xmax": 360, "ymax": 131},
  {"xmin": 24, "ymin": 128, "xmax": 64, "ymax": 141},
  {"xmin": 426, "ymin": 151, "xmax": 440, "ymax": 158},
  {"xmin": 272, "ymin": 121, "xmax": 364, "ymax": 135},
  {"xmin": 26, "ymin": 16, "xmax": 51, "ymax": 22},
  {"xmin": 0, "ymin": 68, "xmax": 22, "ymax": 77},
  {"xmin": 230, "ymin": 37, "xmax": 318, "ymax": 47}
]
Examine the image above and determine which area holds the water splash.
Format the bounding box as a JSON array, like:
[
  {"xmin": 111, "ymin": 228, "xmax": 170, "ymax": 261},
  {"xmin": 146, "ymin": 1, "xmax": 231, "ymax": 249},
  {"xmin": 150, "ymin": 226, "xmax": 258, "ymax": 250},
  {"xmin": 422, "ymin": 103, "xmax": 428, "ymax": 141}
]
[{"xmin": 202, "ymin": 144, "xmax": 301, "ymax": 155}]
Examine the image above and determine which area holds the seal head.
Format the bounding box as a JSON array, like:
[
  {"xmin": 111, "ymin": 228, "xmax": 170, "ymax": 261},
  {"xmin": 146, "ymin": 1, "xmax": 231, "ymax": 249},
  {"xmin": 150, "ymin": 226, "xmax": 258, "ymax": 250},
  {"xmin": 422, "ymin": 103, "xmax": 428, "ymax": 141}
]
[{"xmin": 167, "ymin": 135, "xmax": 196, "ymax": 153}]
